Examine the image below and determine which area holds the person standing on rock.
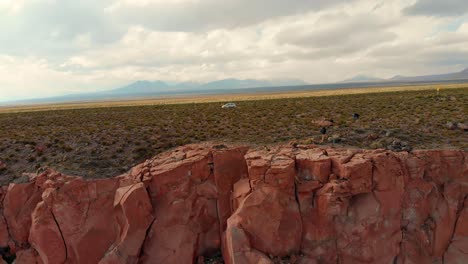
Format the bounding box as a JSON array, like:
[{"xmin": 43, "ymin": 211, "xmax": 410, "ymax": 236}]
[
  {"xmin": 353, "ymin": 113, "xmax": 360, "ymax": 120},
  {"xmin": 320, "ymin": 126, "xmax": 327, "ymax": 143}
]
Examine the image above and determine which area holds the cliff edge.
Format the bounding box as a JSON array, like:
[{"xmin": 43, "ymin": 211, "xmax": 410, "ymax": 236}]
[{"xmin": 0, "ymin": 143, "xmax": 466, "ymax": 264}]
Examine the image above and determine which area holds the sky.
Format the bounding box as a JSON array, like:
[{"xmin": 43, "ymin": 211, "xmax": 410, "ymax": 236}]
[{"xmin": 0, "ymin": 0, "xmax": 468, "ymax": 101}]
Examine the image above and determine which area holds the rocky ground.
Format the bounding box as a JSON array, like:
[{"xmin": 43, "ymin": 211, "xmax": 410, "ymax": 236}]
[
  {"xmin": 0, "ymin": 143, "xmax": 465, "ymax": 263},
  {"xmin": 0, "ymin": 88, "xmax": 466, "ymax": 184}
]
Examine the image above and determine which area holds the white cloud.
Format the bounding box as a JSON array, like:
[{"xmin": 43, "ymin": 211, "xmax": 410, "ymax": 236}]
[
  {"xmin": 405, "ymin": 0, "xmax": 468, "ymax": 16},
  {"xmin": 0, "ymin": 0, "xmax": 26, "ymax": 14},
  {"xmin": 105, "ymin": 0, "xmax": 349, "ymax": 32},
  {"xmin": 0, "ymin": 56, "xmax": 120, "ymax": 101},
  {"xmin": 0, "ymin": 0, "xmax": 467, "ymax": 101},
  {"xmin": 459, "ymin": 22, "xmax": 468, "ymax": 33}
]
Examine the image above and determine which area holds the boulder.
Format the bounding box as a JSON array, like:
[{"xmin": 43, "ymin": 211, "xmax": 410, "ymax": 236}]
[
  {"xmin": 224, "ymin": 225, "xmax": 272, "ymax": 264},
  {"xmin": 100, "ymin": 183, "xmax": 153, "ymax": 263},
  {"xmin": 224, "ymin": 186, "xmax": 302, "ymax": 263},
  {"xmin": 313, "ymin": 119, "xmax": 334, "ymax": 127}
]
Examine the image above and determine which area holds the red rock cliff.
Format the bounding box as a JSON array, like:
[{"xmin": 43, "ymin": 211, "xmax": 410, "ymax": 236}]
[{"xmin": 0, "ymin": 144, "xmax": 466, "ymax": 264}]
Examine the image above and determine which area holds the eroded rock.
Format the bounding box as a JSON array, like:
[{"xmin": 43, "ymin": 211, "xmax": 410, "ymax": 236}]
[
  {"xmin": 139, "ymin": 145, "xmax": 220, "ymax": 263},
  {"xmin": 0, "ymin": 144, "xmax": 464, "ymax": 264},
  {"xmin": 3, "ymin": 182, "xmax": 42, "ymax": 251}
]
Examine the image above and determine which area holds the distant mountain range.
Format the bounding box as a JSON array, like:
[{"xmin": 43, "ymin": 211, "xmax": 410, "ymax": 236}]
[
  {"xmin": 109, "ymin": 78, "xmax": 308, "ymax": 95},
  {"xmin": 390, "ymin": 68, "xmax": 468, "ymax": 82},
  {"xmin": 2, "ymin": 79, "xmax": 309, "ymax": 105},
  {"xmin": 341, "ymin": 75, "xmax": 385, "ymax": 83},
  {"xmin": 342, "ymin": 67, "xmax": 468, "ymax": 83},
  {"xmin": 2, "ymin": 68, "xmax": 467, "ymax": 105}
]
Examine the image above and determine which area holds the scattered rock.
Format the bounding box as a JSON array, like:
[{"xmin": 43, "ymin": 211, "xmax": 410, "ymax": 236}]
[
  {"xmin": 446, "ymin": 121, "xmax": 456, "ymax": 130},
  {"xmin": 213, "ymin": 144, "xmax": 227, "ymax": 150},
  {"xmin": 327, "ymin": 134, "xmax": 342, "ymax": 143},
  {"xmin": 313, "ymin": 118, "xmax": 334, "ymax": 127},
  {"xmin": 457, "ymin": 122, "xmax": 468, "ymax": 131},
  {"xmin": 422, "ymin": 127, "xmax": 432, "ymax": 133},
  {"xmin": 366, "ymin": 133, "xmax": 379, "ymax": 140},
  {"xmin": 288, "ymin": 141, "xmax": 298, "ymax": 148},
  {"xmin": 369, "ymin": 141, "xmax": 384, "ymax": 149},
  {"xmin": 387, "ymin": 140, "xmax": 412, "ymax": 152},
  {"xmin": 34, "ymin": 144, "xmax": 47, "ymax": 153},
  {"xmin": 353, "ymin": 129, "xmax": 366, "ymax": 134}
]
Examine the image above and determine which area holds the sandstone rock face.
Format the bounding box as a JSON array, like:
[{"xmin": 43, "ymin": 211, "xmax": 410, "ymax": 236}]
[
  {"xmin": 0, "ymin": 143, "xmax": 465, "ymax": 264},
  {"xmin": 445, "ymin": 197, "xmax": 468, "ymax": 264},
  {"xmin": 0, "ymin": 187, "xmax": 10, "ymax": 249},
  {"xmin": 138, "ymin": 146, "xmax": 220, "ymax": 264},
  {"xmin": 3, "ymin": 182, "xmax": 42, "ymax": 251},
  {"xmin": 212, "ymin": 146, "xmax": 249, "ymax": 233}
]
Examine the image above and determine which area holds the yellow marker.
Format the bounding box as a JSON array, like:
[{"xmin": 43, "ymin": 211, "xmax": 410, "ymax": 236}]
[{"xmin": 437, "ymin": 87, "xmax": 440, "ymax": 96}]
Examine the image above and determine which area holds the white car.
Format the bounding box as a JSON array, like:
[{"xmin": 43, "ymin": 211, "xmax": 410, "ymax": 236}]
[{"xmin": 221, "ymin": 103, "xmax": 237, "ymax": 109}]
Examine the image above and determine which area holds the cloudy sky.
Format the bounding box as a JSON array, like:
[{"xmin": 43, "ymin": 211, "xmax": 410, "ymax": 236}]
[{"xmin": 0, "ymin": 0, "xmax": 468, "ymax": 101}]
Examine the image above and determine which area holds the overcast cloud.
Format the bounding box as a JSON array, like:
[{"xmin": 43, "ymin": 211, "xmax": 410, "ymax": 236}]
[
  {"xmin": 404, "ymin": 0, "xmax": 468, "ymax": 16},
  {"xmin": 0, "ymin": 0, "xmax": 467, "ymax": 101}
]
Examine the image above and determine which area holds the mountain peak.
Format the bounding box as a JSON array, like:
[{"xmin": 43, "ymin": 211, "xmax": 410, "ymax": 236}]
[
  {"xmin": 110, "ymin": 80, "xmax": 169, "ymax": 94},
  {"xmin": 106, "ymin": 78, "xmax": 309, "ymax": 95},
  {"xmin": 131, "ymin": 80, "xmax": 167, "ymax": 86},
  {"xmin": 342, "ymin": 75, "xmax": 383, "ymax": 83},
  {"xmin": 390, "ymin": 75, "xmax": 404, "ymax": 80}
]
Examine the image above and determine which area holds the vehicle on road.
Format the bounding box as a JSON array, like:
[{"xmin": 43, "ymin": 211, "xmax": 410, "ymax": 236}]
[{"xmin": 221, "ymin": 103, "xmax": 237, "ymax": 108}]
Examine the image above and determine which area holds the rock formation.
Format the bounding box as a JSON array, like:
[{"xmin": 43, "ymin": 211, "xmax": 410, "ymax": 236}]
[{"xmin": 0, "ymin": 143, "xmax": 466, "ymax": 263}]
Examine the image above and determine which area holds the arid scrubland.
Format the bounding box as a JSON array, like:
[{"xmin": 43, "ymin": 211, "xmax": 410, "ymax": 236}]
[{"xmin": 0, "ymin": 87, "xmax": 466, "ymax": 184}]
